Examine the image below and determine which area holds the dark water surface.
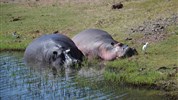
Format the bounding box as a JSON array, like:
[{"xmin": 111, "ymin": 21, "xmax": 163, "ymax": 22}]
[{"xmin": 0, "ymin": 52, "xmax": 165, "ymax": 100}]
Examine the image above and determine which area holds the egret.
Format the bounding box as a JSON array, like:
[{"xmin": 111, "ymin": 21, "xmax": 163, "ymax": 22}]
[
  {"xmin": 142, "ymin": 42, "xmax": 148, "ymax": 54},
  {"xmin": 12, "ymin": 32, "xmax": 17, "ymax": 37},
  {"xmin": 12, "ymin": 32, "xmax": 20, "ymax": 38}
]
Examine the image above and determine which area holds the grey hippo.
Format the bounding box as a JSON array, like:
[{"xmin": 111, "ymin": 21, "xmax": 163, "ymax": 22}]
[
  {"xmin": 24, "ymin": 33, "xmax": 83, "ymax": 69},
  {"xmin": 72, "ymin": 29, "xmax": 137, "ymax": 61}
]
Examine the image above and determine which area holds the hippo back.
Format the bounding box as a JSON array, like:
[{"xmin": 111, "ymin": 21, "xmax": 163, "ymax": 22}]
[
  {"xmin": 72, "ymin": 29, "xmax": 118, "ymax": 52},
  {"xmin": 72, "ymin": 29, "xmax": 117, "ymax": 44},
  {"xmin": 72, "ymin": 29, "xmax": 137, "ymax": 60}
]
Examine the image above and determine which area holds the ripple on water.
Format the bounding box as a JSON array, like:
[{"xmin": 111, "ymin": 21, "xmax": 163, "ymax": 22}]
[{"xmin": 0, "ymin": 52, "xmax": 165, "ymax": 100}]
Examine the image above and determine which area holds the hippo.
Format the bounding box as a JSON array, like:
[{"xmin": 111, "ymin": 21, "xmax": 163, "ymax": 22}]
[
  {"xmin": 72, "ymin": 29, "xmax": 137, "ymax": 61},
  {"xmin": 24, "ymin": 33, "xmax": 83, "ymax": 69}
]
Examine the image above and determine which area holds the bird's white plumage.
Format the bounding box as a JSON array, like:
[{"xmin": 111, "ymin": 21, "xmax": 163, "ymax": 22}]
[
  {"xmin": 12, "ymin": 32, "xmax": 17, "ymax": 37},
  {"xmin": 12, "ymin": 31, "xmax": 20, "ymax": 38},
  {"xmin": 142, "ymin": 42, "xmax": 148, "ymax": 53}
]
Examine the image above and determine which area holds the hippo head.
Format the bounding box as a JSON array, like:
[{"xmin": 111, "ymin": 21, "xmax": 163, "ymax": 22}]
[
  {"xmin": 112, "ymin": 42, "xmax": 138, "ymax": 58},
  {"xmin": 48, "ymin": 47, "xmax": 78, "ymax": 69},
  {"xmin": 99, "ymin": 42, "xmax": 137, "ymax": 60},
  {"xmin": 63, "ymin": 49, "xmax": 78, "ymax": 68}
]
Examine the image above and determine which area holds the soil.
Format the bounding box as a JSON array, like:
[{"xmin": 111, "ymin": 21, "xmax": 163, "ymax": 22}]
[
  {"xmin": 0, "ymin": 0, "xmax": 101, "ymax": 5},
  {"xmin": 130, "ymin": 15, "xmax": 178, "ymax": 35},
  {"xmin": 129, "ymin": 15, "xmax": 178, "ymax": 44},
  {"xmin": 135, "ymin": 33, "xmax": 169, "ymax": 45}
]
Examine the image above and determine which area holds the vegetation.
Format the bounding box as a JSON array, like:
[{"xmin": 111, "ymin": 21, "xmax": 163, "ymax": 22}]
[
  {"xmin": 0, "ymin": 0, "xmax": 178, "ymax": 98},
  {"xmin": 1, "ymin": 0, "xmax": 178, "ymax": 50}
]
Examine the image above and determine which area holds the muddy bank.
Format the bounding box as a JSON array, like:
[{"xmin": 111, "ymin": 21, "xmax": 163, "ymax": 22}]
[
  {"xmin": 104, "ymin": 78, "xmax": 178, "ymax": 100},
  {"xmin": 130, "ymin": 15, "xmax": 178, "ymax": 35},
  {"xmin": 128, "ymin": 15, "xmax": 178, "ymax": 44}
]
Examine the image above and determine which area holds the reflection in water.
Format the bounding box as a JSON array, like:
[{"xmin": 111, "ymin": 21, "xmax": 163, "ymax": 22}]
[{"xmin": 0, "ymin": 52, "xmax": 165, "ymax": 100}]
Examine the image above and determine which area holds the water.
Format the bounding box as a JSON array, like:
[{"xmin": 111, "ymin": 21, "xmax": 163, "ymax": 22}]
[{"xmin": 0, "ymin": 52, "xmax": 165, "ymax": 100}]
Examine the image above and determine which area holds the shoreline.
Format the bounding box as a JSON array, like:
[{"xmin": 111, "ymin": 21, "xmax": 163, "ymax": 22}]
[
  {"xmin": 0, "ymin": 49, "xmax": 25, "ymax": 52},
  {"xmin": 0, "ymin": 50, "xmax": 177, "ymax": 99}
]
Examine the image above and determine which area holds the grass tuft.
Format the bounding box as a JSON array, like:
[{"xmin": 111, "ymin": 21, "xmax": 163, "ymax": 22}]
[{"xmin": 104, "ymin": 59, "xmax": 166, "ymax": 85}]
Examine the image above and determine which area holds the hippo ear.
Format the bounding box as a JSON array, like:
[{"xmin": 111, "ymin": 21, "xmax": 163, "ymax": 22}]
[{"xmin": 65, "ymin": 49, "xmax": 70, "ymax": 53}]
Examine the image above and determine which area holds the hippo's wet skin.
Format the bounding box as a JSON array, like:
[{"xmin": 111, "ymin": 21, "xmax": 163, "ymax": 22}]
[
  {"xmin": 24, "ymin": 34, "xmax": 83, "ymax": 69},
  {"xmin": 72, "ymin": 29, "xmax": 137, "ymax": 61}
]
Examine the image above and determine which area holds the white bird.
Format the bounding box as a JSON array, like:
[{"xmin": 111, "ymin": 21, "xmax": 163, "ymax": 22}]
[
  {"xmin": 12, "ymin": 31, "xmax": 20, "ymax": 38},
  {"xmin": 12, "ymin": 32, "xmax": 17, "ymax": 37},
  {"xmin": 142, "ymin": 42, "xmax": 149, "ymax": 54}
]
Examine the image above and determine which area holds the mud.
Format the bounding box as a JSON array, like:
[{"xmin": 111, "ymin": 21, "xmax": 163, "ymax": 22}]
[
  {"xmin": 130, "ymin": 15, "xmax": 178, "ymax": 35},
  {"xmin": 129, "ymin": 15, "xmax": 178, "ymax": 44},
  {"xmin": 135, "ymin": 33, "xmax": 168, "ymax": 44}
]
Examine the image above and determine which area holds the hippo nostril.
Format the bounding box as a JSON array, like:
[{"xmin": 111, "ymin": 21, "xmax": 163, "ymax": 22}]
[{"xmin": 118, "ymin": 43, "xmax": 123, "ymax": 46}]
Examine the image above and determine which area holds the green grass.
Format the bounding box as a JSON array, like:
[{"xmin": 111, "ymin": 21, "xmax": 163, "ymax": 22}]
[
  {"xmin": 1, "ymin": 0, "xmax": 178, "ymax": 50},
  {"xmin": 104, "ymin": 60, "xmax": 166, "ymax": 85},
  {"xmin": 104, "ymin": 34, "xmax": 178, "ymax": 87}
]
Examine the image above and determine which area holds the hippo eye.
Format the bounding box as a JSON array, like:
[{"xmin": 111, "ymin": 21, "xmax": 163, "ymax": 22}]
[
  {"xmin": 111, "ymin": 42, "xmax": 115, "ymax": 46},
  {"xmin": 53, "ymin": 51, "xmax": 58, "ymax": 55},
  {"xmin": 52, "ymin": 51, "xmax": 58, "ymax": 61}
]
